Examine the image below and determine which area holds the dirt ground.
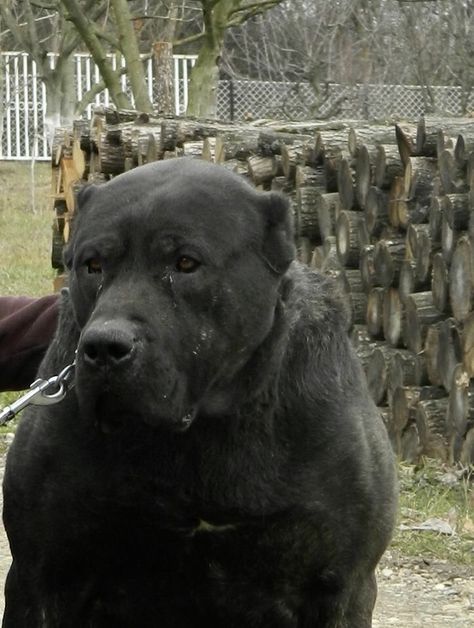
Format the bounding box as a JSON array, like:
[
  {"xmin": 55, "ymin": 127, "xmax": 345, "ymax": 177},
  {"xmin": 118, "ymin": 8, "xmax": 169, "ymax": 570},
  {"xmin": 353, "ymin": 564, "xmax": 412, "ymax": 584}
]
[{"xmin": 0, "ymin": 437, "xmax": 472, "ymax": 625}]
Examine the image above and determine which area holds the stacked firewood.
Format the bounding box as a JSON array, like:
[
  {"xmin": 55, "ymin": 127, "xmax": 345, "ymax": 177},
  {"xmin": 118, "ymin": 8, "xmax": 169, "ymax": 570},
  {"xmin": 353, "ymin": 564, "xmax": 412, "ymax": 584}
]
[{"xmin": 51, "ymin": 107, "xmax": 474, "ymax": 465}]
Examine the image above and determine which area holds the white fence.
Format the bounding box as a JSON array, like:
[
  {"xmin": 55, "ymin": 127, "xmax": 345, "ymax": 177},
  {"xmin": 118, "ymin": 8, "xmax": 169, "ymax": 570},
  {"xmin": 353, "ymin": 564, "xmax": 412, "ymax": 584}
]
[{"xmin": 0, "ymin": 52, "xmax": 196, "ymax": 160}]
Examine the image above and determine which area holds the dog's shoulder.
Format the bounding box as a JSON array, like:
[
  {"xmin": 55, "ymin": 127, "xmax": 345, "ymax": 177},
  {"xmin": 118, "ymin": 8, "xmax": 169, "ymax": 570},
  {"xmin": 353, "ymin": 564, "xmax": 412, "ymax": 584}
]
[
  {"xmin": 285, "ymin": 262, "xmax": 350, "ymax": 333},
  {"xmin": 278, "ymin": 263, "xmax": 367, "ymax": 411}
]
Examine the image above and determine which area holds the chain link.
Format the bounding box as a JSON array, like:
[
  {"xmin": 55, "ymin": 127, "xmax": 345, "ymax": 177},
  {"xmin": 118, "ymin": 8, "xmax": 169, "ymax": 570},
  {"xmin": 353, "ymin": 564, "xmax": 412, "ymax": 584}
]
[{"xmin": 0, "ymin": 361, "xmax": 76, "ymax": 426}]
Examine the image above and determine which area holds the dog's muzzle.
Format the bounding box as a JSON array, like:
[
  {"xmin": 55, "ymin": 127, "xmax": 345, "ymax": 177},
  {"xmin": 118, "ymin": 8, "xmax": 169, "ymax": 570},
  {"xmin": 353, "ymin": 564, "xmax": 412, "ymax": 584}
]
[{"xmin": 80, "ymin": 321, "xmax": 137, "ymax": 370}]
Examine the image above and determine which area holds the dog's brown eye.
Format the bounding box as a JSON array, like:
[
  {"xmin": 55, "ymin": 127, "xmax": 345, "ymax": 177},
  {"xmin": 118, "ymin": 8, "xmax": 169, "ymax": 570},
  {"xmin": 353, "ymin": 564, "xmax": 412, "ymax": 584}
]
[
  {"xmin": 175, "ymin": 256, "xmax": 200, "ymax": 273},
  {"xmin": 87, "ymin": 259, "xmax": 102, "ymax": 274}
]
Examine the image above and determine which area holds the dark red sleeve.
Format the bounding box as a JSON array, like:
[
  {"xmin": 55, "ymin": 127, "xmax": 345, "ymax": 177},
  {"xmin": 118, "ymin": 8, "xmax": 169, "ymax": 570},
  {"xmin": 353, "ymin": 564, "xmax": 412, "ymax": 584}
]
[{"xmin": 0, "ymin": 295, "xmax": 59, "ymax": 391}]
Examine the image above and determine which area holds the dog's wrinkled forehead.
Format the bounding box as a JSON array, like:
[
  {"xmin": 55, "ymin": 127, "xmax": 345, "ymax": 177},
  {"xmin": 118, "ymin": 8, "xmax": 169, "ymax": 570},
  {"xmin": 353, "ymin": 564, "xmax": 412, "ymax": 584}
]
[{"xmin": 76, "ymin": 159, "xmax": 265, "ymax": 251}]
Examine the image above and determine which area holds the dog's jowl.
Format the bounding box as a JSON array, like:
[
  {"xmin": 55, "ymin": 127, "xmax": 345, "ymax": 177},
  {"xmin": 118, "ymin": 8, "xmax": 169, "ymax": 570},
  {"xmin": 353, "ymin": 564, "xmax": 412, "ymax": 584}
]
[{"xmin": 3, "ymin": 159, "xmax": 397, "ymax": 627}]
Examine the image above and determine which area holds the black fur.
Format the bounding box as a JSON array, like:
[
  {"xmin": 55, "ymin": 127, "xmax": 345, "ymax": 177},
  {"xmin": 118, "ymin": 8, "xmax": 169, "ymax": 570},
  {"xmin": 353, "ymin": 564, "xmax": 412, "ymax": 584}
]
[{"xmin": 3, "ymin": 158, "xmax": 397, "ymax": 627}]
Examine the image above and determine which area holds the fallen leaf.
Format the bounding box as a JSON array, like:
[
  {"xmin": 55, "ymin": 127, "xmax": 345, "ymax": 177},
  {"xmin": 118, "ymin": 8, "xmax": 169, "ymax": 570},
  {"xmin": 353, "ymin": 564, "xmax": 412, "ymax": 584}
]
[{"xmin": 399, "ymin": 518, "xmax": 456, "ymax": 536}]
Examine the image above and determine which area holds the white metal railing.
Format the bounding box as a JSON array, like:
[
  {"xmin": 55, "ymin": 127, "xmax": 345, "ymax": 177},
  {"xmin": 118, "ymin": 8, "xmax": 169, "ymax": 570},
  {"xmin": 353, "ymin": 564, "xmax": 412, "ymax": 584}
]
[{"xmin": 0, "ymin": 52, "xmax": 197, "ymax": 161}]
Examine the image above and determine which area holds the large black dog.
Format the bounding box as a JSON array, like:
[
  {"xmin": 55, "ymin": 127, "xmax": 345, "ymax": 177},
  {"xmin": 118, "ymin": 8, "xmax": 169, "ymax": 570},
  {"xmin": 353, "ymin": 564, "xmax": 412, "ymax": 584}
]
[{"xmin": 3, "ymin": 158, "xmax": 397, "ymax": 627}]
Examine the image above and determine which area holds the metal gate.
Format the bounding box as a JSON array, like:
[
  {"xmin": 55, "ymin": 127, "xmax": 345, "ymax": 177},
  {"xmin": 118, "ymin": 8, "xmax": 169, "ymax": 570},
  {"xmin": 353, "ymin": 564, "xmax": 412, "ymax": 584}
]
[{"xmin": 0, "ymin": 52, "xmax": 196, "ymax": 160}]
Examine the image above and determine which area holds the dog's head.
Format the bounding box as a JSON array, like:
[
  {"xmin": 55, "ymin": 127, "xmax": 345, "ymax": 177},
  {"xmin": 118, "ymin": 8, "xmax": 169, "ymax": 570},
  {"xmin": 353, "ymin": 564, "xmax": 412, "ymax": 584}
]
[{"xmin": 64, "ymin": 159, "xmax": 294, "ymax": 432}]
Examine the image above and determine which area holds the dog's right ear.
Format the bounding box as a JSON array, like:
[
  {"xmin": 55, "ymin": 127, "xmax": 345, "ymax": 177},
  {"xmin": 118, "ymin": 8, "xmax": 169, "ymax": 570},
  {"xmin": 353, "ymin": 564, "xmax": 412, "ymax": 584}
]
[
  {"xmin": 259, "ymin": 192, "xmax": 295, "ymax": 275},
  {"xmin": 75, "ymin": 183, "xmax": 97, "ymax": 212},
  {"xmin": 63, "ymin": 184, "xmax": 98, "ymax": 269}
]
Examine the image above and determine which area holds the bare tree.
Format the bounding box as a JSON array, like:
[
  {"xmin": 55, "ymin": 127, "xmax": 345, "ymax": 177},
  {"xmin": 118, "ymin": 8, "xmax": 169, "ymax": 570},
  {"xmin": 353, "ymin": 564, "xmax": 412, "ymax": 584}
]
[
  {"xmin": 182, "ymin": 0, "xmax": 285, "ymax": 117},
  {"xmin": 0, "ymin": 0, "xmax": 101, "ymax": 138}
]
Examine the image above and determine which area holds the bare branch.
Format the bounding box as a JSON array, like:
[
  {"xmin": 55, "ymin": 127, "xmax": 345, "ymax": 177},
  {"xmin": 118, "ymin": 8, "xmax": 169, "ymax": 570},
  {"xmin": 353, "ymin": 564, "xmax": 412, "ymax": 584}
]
[
  {"xmin": 173, "ymin": 30, "xmax": 205, "ymax": 47},
  {"xmin": 74, "ymin": 64, "xmax": 127, "ymax": 114},
  {"xmin": 29, "ymin": 1, "xmax": 59, "ymax": 10}
]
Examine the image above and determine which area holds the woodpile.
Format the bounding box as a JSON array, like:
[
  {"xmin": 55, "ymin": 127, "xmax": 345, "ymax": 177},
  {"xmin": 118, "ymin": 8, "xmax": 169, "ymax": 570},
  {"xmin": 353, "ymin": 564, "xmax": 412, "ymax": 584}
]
[{"xmin": 51, "ymin": 108, "xmax": 474, "ymax": 466}]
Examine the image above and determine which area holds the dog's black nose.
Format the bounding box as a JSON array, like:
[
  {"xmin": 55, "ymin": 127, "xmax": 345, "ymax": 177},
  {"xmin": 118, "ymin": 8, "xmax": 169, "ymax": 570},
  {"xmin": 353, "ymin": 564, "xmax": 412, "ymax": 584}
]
[{"xmin": 81, "ymin": 323, "xmax": 136, "ymax": 368}]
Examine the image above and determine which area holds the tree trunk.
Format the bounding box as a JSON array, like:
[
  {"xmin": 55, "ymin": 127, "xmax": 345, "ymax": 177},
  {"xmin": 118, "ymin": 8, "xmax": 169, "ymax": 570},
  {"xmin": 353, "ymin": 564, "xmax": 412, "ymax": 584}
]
[
  {"xmin": 461, "ymin": 428, "xmax": 474, "ymax": 464},
  {"xmin": 437, "ymin": 318, "xmax": 462, "ymax": 392},
  {"xmin": 397, "ymin": 198, "xmax": 430, "ymax": 230},
  {"xmin": 336, "ymin": 210, "xmax": 363, "ymax": 268},
  {"xmin": 359, "ymin": 245, "xmax": 376, "ymax": 292},
  {"xmin": 416, "ymin": 117, "xmax": 445, "ymax": 157},
  {"xmin": 186, "ymin": 46, "xmax": 220, "ymax": 118},
  {"xmin": 441, "ymin": 212, "xmax": 456, "ymax": 263},
  {"xmin": 247, "ymin": 155, "xmax": 277, "ymax": 187},
  {"xmin": 366, "ymin": 287, "xmax": 385, "ymax": 339},
  {"xmin": 153, "ymin": 2, "xmax": 179, "ymax": 114},
  {"xmin": 347, "ymin": 125, "xmax": 397, "ymax": 156},
  {"xmin": 321, "ymin": 236, "xmax": 341, "ymax": 272},
  {"xmin": 258, "ymin": 130, "xmax": 314, "ymax": 157},
  {"xmin": 395, "ymin": 123, "xmax": 418, "ymax": 166},
  {"xmin": 365, "ymin": 346, "xmax": 391, "ymax": 405},
  {"xmin": 317, "ymin": 193, "xmax": 340, "ymax": 241},
  {"xmin": 337, "ymin": 157, "xmax": 356, "ymax": 210},
  {"xmin": 186, "ymin": 1, "xmax": 237, "ymax": 118},
  {"xmin": 375, "ymin": 144, "xmax": 404, "ymax": 189},
  {"xmin": 403, "ymin": 156, "xmax": 437, "ymax": 207},
  {"xmin": 365, "ymin": 186, "xmax": 389, "ymax": 237},
  {"xmin": 336, "ymin": 270, "xmax": 366, "ymax": 326},
  {"xmin": 354, "ymin": 144, "xmax": 372, "ymax": 209},
  {"xmin": 413, "ymin": 226, "xmax": 435, "ymax": 286},
  {"xmin": 462, "ymin": 313, "xmax": 474, "ymax": 377},
  {"xmin": 374, "ymin": 237, "xmax": 406, "ymax": 288},
  {"xmin": 398, "ymin": 260, "xmax": 416, "ymax": 303},
  {"xmin": 444, "ymin": 193, "xmax": 470, "ymax": 230},
  {"xmin": 296, "ymin": 187, "xmax": 322, "ymax": 242},
  {"xmin": 214, "ymin": 128, "xmax": 260, "ymax": 162},
  {"xmin": 42, "ymin": 54, "xmax": 77, "ymax": 146},
  {"xmin": 60, "ymin": 0, "xmax": 132, "ymax": 110},
  {"xmin": 438, "ymin": 149, "xmax": 467, "ymax": 194},
  {"xmin": 429, "ymin": 196, "xmax": 447, "ymax": 243},
  {"xmin": 449, "ymin": 235, "xmax": 473, "ymax": 322},
  {"xmin": 454, "ymin": 132, "xmax": 474, "ymax": 166},
  {"xmin": 111, "ymin": 0, "xmax": 153, "ymax": 113},
  {"xmin": 446, "ymin": 365, "xmax": 471, "ymax": 463},
  {"xmin": 153, "ymin": 42, "xmax": 174, "ymax": 114},
  {"xmin": 387, "ymin": 349, "xmax": 427, "ymax": 399},
  {"xmin": 431, "ymin": 252, "xmax": 450, "ymax": 314},
  {"xmin": 392, "ymin": 386, "xmax": 445, "ymax": 457},
  {"xmin": 383, "ymin": 287, "xmax": 402, "ymax": 347},
  {"xmin": 388, "ymin": 176, "xmax": 405, "ymax": 229},
  {"xmin": 404, "ymin": 291, "xmax": 444, "ymax": 354},
  {"xmin": 416, "ymin": 398, "xmax": 450, "ymax": 461}
]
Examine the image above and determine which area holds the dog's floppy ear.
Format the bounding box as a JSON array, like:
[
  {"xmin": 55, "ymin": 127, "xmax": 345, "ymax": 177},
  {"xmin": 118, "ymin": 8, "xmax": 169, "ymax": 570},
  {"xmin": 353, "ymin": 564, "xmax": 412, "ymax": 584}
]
[
  {"xmin": 259, "ymin": 192, "xmax": 295, "ymax": 274},
  {"xmin": 75, "ymin": 183, "xmax": 97, "ymax": 212},
  {"xmin": 63, "ymin": 184, "xmax": 98, "ymax": 269}
]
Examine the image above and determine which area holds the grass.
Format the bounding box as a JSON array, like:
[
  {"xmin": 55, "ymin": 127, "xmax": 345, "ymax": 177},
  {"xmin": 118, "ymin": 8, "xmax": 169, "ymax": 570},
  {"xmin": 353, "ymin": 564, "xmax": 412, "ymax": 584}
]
[
  {"xmin": 392, "ymin": 459, "xmax": 473, "ymax": 566},
  {"xmin": 0, "ymin": 162, "xmax": 472, "ymax": 567},
  {"xmin": 0, "ymin": 161, "xmax": 54, "ymax": 295},
  {"xmin": 0, "ymin": 161, "xmax": 55, "ymax": 436}
]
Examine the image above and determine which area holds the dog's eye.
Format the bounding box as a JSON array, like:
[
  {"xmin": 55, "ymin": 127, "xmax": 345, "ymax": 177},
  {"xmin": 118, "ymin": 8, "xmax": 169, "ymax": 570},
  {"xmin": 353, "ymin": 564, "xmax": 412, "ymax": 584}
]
[
  {"xmin": 175, "ymin": 256, "xmax": 200, "ymax": 273},
  {"xmin": 87, "ymin": 259, "xmax": 102, "ymax": 274}
]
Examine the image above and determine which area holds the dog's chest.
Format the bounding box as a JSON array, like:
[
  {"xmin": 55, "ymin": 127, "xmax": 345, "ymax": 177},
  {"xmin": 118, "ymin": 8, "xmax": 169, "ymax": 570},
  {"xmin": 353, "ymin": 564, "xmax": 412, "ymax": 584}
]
[
  {"xmin": 43, "ymin": 493, "xmax": 309, "ymax": 626},
  {"xmin": 45, "ymin": 438, "xmax": 308, "ymax": 581}
]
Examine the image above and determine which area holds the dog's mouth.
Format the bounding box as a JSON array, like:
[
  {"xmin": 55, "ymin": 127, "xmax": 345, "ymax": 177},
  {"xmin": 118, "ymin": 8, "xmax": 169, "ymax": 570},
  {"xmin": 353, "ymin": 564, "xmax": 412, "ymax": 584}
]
[
  {"xmin": 93, "ymin": 394, "xmax": 127, "ymax": 434},
  {"xmin": 95, "ymin": 415, "xmax": 126, "ymax": 434},
  {"xmin": 88, "ymin": 389, "xmax": 198, "ymax": 435}
]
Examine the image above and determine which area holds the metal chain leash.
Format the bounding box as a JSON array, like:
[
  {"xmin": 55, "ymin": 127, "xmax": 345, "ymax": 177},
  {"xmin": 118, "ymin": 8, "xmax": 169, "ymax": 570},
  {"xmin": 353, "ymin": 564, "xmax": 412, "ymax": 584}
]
[{"xmin": 0, "ymin": 361, "xmax": 76, "ymax": 426}]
